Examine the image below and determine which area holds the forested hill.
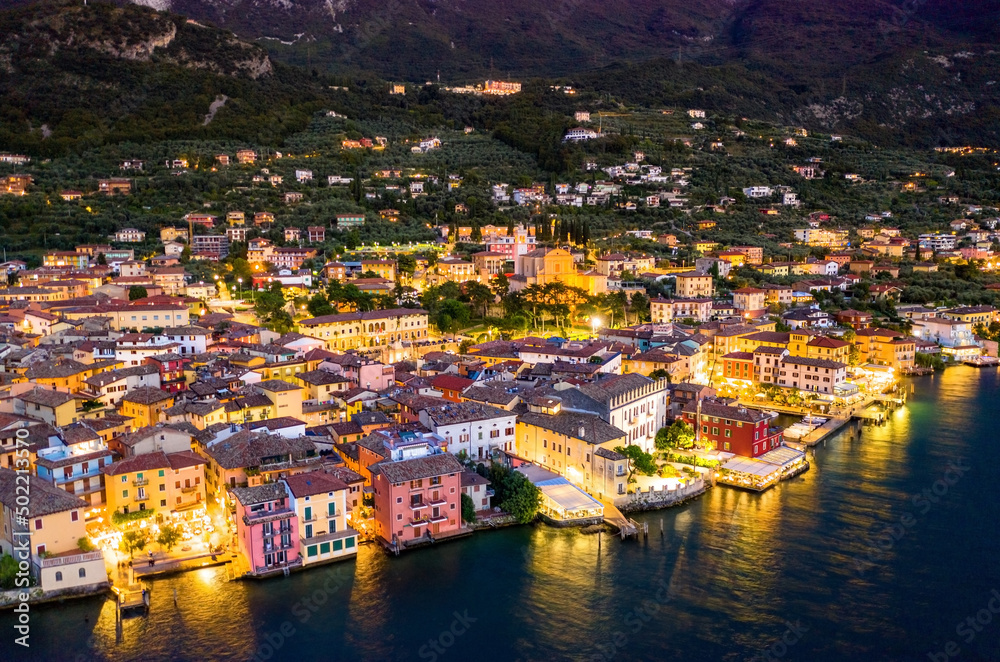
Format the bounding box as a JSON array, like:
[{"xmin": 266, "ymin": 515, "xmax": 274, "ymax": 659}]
[{"xmin": 0, "ymin": 1, "xmax": 335, "ymax": 156}]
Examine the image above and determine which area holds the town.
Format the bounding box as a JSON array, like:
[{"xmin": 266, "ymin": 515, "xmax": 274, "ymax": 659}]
[{"xmin": 1, "ymin": 94, "xmax": 999, "ymax": 609}]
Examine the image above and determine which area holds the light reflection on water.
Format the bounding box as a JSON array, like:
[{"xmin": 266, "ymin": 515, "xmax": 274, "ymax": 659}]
[{"xmin": 5, "ymin": 368, "xmax": 999, "ymax": 662}]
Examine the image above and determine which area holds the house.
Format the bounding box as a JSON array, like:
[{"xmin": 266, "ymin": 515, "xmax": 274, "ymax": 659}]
[
  {"xmin": 564, "ymin": 127, "xmax": 599, "ymax": 142},
  {"xmin": 673, "ymin": 271, "xmax": 713, "ymax": 299},
  {"xmin": 14, "ymin": 389, "xmax": 79, "ymax": 427},
  {"xmin": 461, "ymin": 471, "xmax": 493, "ymax": 512},
  {"xmin": 231, "ymin": 483, "xmax": 301, "ymax": 576},
  {"xmin": 681, "ymin": 399, "xmax": 783, "ymax": 458},
  {"xmin": 650, "ymin": 298, "xmax": 713, "ymax": 323},
  {"xmin": 101, "ymin": 451, "xmax": 206, "ymax": 516},
  {"xmin": 282, "ymin": 472, "xmax": 358, "ymax": 567},
  {"xmin": 335, "ymin": 214, "xmax": 365, "ymax": 230},
  {"xmin": 119, "ymin": 387, "xmax": 175, "ymax": 427},
  {"xmin": 419, "ymin": 402, "xmax": 517, "ymax": 459},
  {"xmin": 854, "ymin": 328, "xmax": 915, "ymax": 371},
  {"xmin": 836, "ymin": 309, "xmax": 873, "ymax": 329},
  {"xmin": 308, "ymin": 226, "xmax": 325, "ymax": 243},
  {"xmin": 370, "ymin": 449, "xmax": 465, "ymax": 548},
  {"xmin": 0, "ymin": 468, "xmax": 107, "ymax": 593},
  {"xmin": 236, "ymin": 149, "xmax": 257, "ymax": 164},
  {"xmin": 115, "ymin": 228, "xmax": 146, "ymax": 243},
  {"xmin": 98, "ymin": 179, "xmax": 131, "ymax": 195},
  {"xmin": 515, "ymin": 398, "xmax": 628, "ymax": 501}
]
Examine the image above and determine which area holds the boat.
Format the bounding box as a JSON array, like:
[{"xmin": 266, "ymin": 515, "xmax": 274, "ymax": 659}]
[
  {"xmin": 781, "ymin": 416, "xmax": 827, "ymax": 440},
  {"xmin": 963, "ymin": 356, "xmax": 999, "ymax": 368}
]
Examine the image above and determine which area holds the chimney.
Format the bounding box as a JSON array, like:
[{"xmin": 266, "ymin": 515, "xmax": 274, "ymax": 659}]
[{"xmin": 579, "ymin": 426, "xmax": 586, "ymax": 438}]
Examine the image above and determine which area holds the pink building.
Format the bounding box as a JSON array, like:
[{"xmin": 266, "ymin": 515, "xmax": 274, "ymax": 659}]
[
  {"xmin": 370, "ymin": 452, "xmax": 465, "ymax": 550},
  {"xmin": 231, "ymin": 483, "xmax": 300, "ymax": 576}
]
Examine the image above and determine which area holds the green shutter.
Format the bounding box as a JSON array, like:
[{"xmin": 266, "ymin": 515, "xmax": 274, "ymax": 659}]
[
  {"xmin": 345, "ymin": 537, "xmax": 355, "ymax": 548},
  {"xmin": 320, "ymin": 542, "xmax": 331, "ymax": 554},
  {"xmin": 307, "ymin": 545, "xmax": 317, "ymax": 558},
  {"xmin": 304, "ymin": 506, "xmax": 312, "ymax": 520},
  {"xmin": 327, "ymin": 502, "xmax": 335, "ymax": 517},
  {"xmin": 158, "ymin": 470, "xmax": 164, "ymax": 477},
  {"xmin": 122, "ymin": 490, "xmax": 128, "ymax": 498},
  {"xmin": 332, "ymin": 540, "xmax": 343, "ymax": 551}
]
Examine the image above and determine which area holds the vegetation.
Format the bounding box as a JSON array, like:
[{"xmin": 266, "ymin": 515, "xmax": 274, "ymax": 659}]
[
  {"xmin": 77, "ymin": 537, "xmax": 96, "ymax": 553},
  {"xmin": 120, "ymin": 530, "xmax": 149, "ymax": 558},
  {"xmin": 460, "ymin": 493, "xmax": 477, "ymax": 525},
  {"xmin": 156, "ymin": 524, "xmax": 182, "ymax": 552},
  {"xmin": 614, "ymin": 445, "xmax": 658, "ymax": 481},
  {"xmin": 655, "ymin": 421, "xmax": 695, "ymax": 452},
  {"xmin": 111, "ymin": 509, "xmax": 156, "ymax": 526},
  {"xmin": 487, "ymin": 463, "xmax": 542, "ymax": 524},
  {"xmin": 915, "ymin": 352, "xmax": 947, "ymax": 371}
]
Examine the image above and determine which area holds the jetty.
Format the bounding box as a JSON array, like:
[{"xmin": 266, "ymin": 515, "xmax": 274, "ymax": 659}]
[
  {"xmin": 111, "ymin": 583, "xmax": 149, "ymax": 617},
  {"xmin": 602, "ymin": 502, "xmax": 640, "ymax": 539}
]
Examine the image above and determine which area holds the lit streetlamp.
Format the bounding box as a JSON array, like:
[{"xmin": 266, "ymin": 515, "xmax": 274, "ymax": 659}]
[{"xmin": 591, "ymin": 316, "xmax": 602, "ymax": 337}]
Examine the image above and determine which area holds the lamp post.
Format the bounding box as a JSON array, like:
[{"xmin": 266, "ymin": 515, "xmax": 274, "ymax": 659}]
[
  {"xmin": 591, "ymin": 316, "xmax": 602, "ymax": 339},
  {"xmin": 237, "ymin": 277, "xmax": 242, "ymax": 300}
]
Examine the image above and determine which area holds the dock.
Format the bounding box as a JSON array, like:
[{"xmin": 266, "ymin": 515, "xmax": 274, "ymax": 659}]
[
  {"xmin": 111, "ymin": 583, "xmax": 149, "ymax": 617},
  {"xmin": 602, "ymin": 502, "xmax": 642, "ymax": 539},
  {"xmin": 964, "ymin": 356, "xmax": 999, "ymax": 367}
]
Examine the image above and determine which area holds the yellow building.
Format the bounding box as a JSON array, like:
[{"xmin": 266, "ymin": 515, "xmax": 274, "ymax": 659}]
[
  {"xmin": 24, "ymin": 359, "xmax": 124, "ymax": 393},
  {"xmin": 101, "ymin": 451, "xmax": 207, "ymax": 516},
  {"xmin": 674, "ymin": 271, "xmax": 713, "ymax": 298},
  {"xmin": 298, "ymin": 309, "xmax": 429, "ymax": 351},
  {"xmin": 854, "ymin": 328, "xmax": 915, "ymax": 370},
  {"xmin": 119, "ymin": 387, "xmax": 175, "ymax": 428},
  {"xmin": 282, "ymin": 472, "xmax": 359, "ymax": 567},
  {"xmin": 515, "ymin": 399, "xmax": 628, "ymax": 503},
  {"xmin": 14, "ymin": 388, "xmax": 79, "ymax": 426},
  {"xmin": 257, "ymin": 379, "xmax": 304, "ymax": 420},
  {"xmin": 509, "ymin": 248, "xmax": 607, "ymax": 295}
]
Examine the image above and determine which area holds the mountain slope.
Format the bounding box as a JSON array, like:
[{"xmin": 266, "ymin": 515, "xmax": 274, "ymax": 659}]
[{"xmin": 0, "ymin": 1, "xmax": 332, "ymax": 155}]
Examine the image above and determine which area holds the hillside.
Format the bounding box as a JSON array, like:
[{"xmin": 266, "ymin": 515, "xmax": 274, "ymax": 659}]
[{"xmin": 0, "ymin": 1, "xmax": 333, "ymax": 156}]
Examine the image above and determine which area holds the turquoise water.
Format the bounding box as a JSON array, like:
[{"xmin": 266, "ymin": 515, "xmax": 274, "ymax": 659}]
[{"xmin": 4, "ymin": 367, "xmax": 999, "ymax": 661}]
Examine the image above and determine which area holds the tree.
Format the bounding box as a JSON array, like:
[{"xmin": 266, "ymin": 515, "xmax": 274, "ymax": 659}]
[
  {"xmin": 156, "ymin": 524, "xmax": 182, "ymax": 552},
  {"xmin": 648, "ymin": 368, "xmax": 671, "ymax": 383},
  {"xmin": 397, "ymin": 254, "xmax": 417, "ymax": 280},
  {"xmin": 128, "ymin": 285, "xmax": 147, "ymax": 301},
  {"xmin": 461, "ymin": 493, "xmax": 477, "ymax": 524},
  {"xmin": 96, "ymin": 252, "xmax": 107, "ymax": 265},
  {"xmin": 655, "ymin": 421, "xmax": 695, "ymax": 451},
  {"xmin": 121, "ymin": 529, "xmax": 148, "ymax": 558},
  {"xmin": 614, "ymin": 445, "xmax": 657, "ymax": 480},
  {"xmin": 464, "ymin": 281, "xmax": 494, "ymax": 318},
  {"xmin": 307, "ymin": 292, "xmax": 335, "ymax": 317},
  {"xmin": 499, "ymin": 471, "xmax": 542, "ymax": 524}
]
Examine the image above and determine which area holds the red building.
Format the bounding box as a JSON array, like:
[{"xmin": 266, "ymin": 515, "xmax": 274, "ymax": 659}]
[
  {"xmin": 681, "ymin": 398, "xmax": 782, "ymax": 458},
  {"xmin": 429, "ymin": 374, "xmax": 474, "ymax": 402},
  {"xmin": 145, "ymin": 353, "xmax": 188, "ymax": 393},
  {"xmin": 370, "ymin": 451, "xmax": 465, "ymax": 549}
]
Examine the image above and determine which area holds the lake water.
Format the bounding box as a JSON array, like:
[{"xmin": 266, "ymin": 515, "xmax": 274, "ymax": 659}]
[{"xmin": 4, "ymin": 366, "xmax": 999, "ymax": 662}]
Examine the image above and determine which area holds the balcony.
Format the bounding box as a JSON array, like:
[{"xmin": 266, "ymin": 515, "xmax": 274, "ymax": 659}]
[
  {"xmin": 428, "ymin": 513, "xmax": 448, "ymax": 524},
  {"xmin": 409, "ymin": 500, "xmax": 427, "ymax": 510},
  {"xmin": 133, "ymin": 494, "xmax": 149, "ymax": 502},
  {"xmin": 427, "ymin": 497, "xmax": 447, "ymax": 507},
  {"xmin": 133, "ymin": 478, "xmax": 149, "ymax": 486},
  {"xmin": 181, "ymin": 486, "xmax": 198, "ymax": 494}
]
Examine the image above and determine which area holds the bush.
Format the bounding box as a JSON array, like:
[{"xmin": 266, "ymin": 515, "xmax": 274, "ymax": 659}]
[
  {"xmin": 111, "ymin": 509, "xmax": 156, "ymax": 526},
  {"xmin": 461, "ymin": 493, "xmax": 477, "ymax": 524}
]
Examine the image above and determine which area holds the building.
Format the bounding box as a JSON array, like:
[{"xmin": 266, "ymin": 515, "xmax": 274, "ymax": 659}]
[
  {"xmin": 674, "ymin": 271, "xmax": 713, "ymax": 299},
  {"xmin": 732, "ymin": 288, "xmax": 767, "ymax": 318},
  {"xmin": 335, "ymin": 214, "xmax": 365, "ymax": 230},
  {"xmin": 232, "ymin": 483, "xmax": 301, "ymax": 576},
  {"xmin": 854, "ymin": 328, "xmax": 915, "ymax": 371},
  {"xmin": 191, "ymin": 235, "xmax": 229, "ymax": 259},
  {"xmin": 299, "ymin": 309, "xmax": 429, "ymax": 351},
  {"xmin": 0, "ymin": 469, "xmax": 107, "ymax": 593},
  {"xmin": 483, "ymin": 80, "xmax": 522, "ymax": 95},
  {"xmin": 794, "ymin": 228, "xmax": 849, "ymax": 247},
  {"xmin": 101, "ymin": 451, "xmax": 206, "ymax": 516},
  {"xmin": 98, "ymin": 179, "xmax": 131, "ymax": 195},
  {"xmin": 650, "ymin": 298, "xmax": 713, "ymax": 323},
  {"xmin": 282, "ymin": 472, "xmax": 358, "ymax": 567},
  {"xmin": 437, "ymin": 258, "xmax": 476, "ymax": 283},
  {"xmin": 115, "ymin": 228, "xmax": 146, "ymax": 243},
  {"xmin": 236, "ymin": 149, "xmax": 257, "ymax": 164},
  {"xmin": 681, "ymin": 399, "xmax": 782, "ymax": 458},
  {"xmin": 516, "ymin": 397, "xmax": 628, "ymax": 501},
  {"xmin": 370, "ymin": 450, "xmax": 465, "ymax": 548},
  {"xmin": 14, "ymin": 389, "xmax": 78, "ymax": 427},
  {"xmin": 510, "ymin": 248, "xmax": 606, "ymax": 296},
  {"xmin": 419, "ymin": 402, "xmax": 517, "ymax": 459},
  {"xmin": 119, "ymin": 387, "xmax": 175, "ymax": 427}
]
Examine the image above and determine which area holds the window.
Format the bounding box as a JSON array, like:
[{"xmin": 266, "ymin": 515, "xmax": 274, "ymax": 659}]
[
  {"xmin": 79, "ymin": 568, "xmax": 86, "ymax": 578},
  {"xmin": 55, "ymin": 571, "xmax": 63, "ymax": 582},
  {"xmin": 725, "ymin": 430, "xmax": 731, "ymax": 438},
  {"xmin": 333, "ymin": 539, "xmax": 343, "ymax": 552},
  {"xmin": 307, "ymin": 545, "xmax": 318, "ymax": 558},
  {"xmin": 121, "ymin": 475, "xmax": 127, "ymax": 483},
  {"xmin": 320, "ymin": 542, "xmax": 331, "ymax": 554},
  {"xmin": 122, "ymin": 490, "xmax": 129, "ymax": 498},
  {"xmin": 724, "ymin": 442, "xmax": 731, "ymax": 451}
]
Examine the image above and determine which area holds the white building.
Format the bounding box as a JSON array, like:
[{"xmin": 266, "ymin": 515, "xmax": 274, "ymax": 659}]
[
  {"xmin": 743, "ymin": 186, "xmax": 773, "ymax": 198},
  {"xmin": 419, "ymin": 402, "xmax": 517, "ymax": 460},
  {"xmin": 115, "ymin": 228, "xmax": 146, "ymax": 243},
  {"xmin": 564, "ymin": 127, "xmax": 599, "ymax": 142}
]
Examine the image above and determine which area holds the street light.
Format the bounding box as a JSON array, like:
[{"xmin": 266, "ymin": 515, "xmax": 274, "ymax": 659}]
[
  {"xmin": 237, "ymin": 277, "xmax": 242, "ymax": 299},
  {"xmin": 591, "ymin": 316, "xmax": 602, "ymax": 337}
]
